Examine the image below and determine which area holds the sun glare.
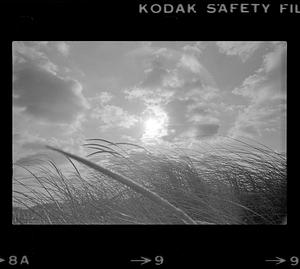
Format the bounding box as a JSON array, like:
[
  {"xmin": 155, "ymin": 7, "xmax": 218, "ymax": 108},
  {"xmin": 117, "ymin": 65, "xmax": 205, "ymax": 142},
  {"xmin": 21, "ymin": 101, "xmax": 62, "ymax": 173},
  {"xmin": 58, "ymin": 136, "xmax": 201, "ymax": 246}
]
[{"xmin": 144, "ymin": 117, "xmax": 164, "ymax": 139}]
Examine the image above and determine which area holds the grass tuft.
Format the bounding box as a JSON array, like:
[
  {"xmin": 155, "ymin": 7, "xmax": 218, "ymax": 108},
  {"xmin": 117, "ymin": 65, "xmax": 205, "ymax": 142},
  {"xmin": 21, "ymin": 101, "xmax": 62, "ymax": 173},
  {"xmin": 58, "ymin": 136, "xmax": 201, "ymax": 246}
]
[{"xmin": 13, "ymin": 138, "xmax": 286, "ymax": 225}]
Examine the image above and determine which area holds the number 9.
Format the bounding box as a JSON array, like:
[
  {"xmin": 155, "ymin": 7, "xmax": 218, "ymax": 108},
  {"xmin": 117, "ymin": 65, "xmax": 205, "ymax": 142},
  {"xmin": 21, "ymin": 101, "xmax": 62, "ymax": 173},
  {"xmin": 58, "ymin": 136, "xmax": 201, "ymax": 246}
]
[
  {"xmin": 290, "ymin": 256, "xmax": 299, "ymax": 266},
  {"xmin": 155, "ymin": 256, "xmax": 164, "ymax": 265}
]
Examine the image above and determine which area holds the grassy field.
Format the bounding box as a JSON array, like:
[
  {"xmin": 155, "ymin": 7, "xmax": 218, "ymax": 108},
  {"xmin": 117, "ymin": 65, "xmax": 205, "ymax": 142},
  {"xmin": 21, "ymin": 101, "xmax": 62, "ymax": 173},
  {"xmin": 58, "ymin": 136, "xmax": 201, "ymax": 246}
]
[{"xmin": 12, "ymin": 138, "xmax": 286, "ymax": 225}]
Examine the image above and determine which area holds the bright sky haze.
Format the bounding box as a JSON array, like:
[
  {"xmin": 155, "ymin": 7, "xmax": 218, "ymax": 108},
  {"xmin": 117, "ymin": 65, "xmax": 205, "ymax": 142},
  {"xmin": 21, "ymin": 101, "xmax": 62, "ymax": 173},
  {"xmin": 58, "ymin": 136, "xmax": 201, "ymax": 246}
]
[{"xmin": 13, "ymin": 41, "xmax": 287, "ymax": 165}]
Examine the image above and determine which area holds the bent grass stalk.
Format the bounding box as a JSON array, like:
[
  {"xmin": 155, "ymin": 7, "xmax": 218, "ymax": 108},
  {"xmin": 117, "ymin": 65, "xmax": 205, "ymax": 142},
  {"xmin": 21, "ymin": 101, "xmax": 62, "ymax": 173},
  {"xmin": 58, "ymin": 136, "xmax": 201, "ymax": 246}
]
[{"xmin": 46, "ymin": 145, "xmax": 201, "ymax": 224}]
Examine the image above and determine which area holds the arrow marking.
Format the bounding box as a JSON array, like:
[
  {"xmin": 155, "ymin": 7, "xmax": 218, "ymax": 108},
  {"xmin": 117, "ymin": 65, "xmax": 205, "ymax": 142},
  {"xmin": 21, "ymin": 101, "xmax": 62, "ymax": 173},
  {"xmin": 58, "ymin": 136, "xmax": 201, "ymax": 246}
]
[
  {"xmin": 265, "ymin": 257, "xmax": 286, "ymax": 265},
  {"xmin": 130, "ymin": 256, "xmax": 151, "ymax": 265}
]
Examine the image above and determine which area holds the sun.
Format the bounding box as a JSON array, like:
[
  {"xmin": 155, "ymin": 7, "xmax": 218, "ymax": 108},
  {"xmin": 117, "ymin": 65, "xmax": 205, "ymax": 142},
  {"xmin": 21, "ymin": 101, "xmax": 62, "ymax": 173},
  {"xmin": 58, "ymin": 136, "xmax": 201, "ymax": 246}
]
[
  {"xmin": 144, "ymin": 117, "xmax": 164, "ymax": 139},
  {"xmin": 142, "ymin": 107, "xmax": 168, "ymax": 142}
]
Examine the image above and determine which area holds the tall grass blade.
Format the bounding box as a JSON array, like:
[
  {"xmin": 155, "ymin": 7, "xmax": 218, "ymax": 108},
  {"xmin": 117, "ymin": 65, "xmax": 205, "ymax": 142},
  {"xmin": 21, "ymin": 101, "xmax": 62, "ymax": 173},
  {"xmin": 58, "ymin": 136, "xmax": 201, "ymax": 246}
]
[{"xmin": 45, "ymin": 145, "xmax": 199, "ymax": 224}]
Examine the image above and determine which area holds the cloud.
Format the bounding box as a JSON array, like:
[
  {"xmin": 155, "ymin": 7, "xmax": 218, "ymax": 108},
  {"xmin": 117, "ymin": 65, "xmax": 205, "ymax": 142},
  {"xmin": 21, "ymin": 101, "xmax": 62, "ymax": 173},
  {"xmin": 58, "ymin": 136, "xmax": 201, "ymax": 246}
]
[
  {"xmin": 159, "ymin": 95, "xmax": 221, "ymax": 142},
  {"xmin": 126, "ymin": 42, "xmax": 214, "ymax": 89},
  {"xmin": 127, "ymin": 42, "xmax": 180, "ymax": 64},
  {"xmin": 13, "ymin": 42, "xmax": 45, "ymax": 61},
  {"xmin": 13, "ymin": 131, "xmax": 49, "ymax": 163},
  {"xmin": 140, "ymin": 59, "xmax": 170, "ymax": 88},
  {"xmin": 174, "ymin": 123, "xmax": 220, "ymax": 141},
  {"xmin": 125, "ymin": 87, "xmax": 174, "ymax": 105},
  {"xmin": 232, "ymin": 73, "xmax": 267, "ymax": 99},
  {"xmin": 13, "ymin": 129, "xmax": 89, "ymax": 168},
  {"xmin": 216, "ymin": 41, "xmax": 262, "ymax": 62},
  {"xmin": 229, "ymin": 96, "xmax": 286, "ymax": 138},
  {"xmin": 13, "ymin": 41, "xmax": 89, "ymax": 126},
  {"xmin": 229, "ymin": 86, "xmax": 286, "ymax": 138},
  {"xmin": 229, "ymin": 92, "xmax": 286, "ymax": 139},
  {"xmin": 185, "ymin": 86, "xmax": 220, "ymax": 101},
  {"xmin": 236, "ymin": 124, "xmax": 260, "ymax": 137},
  {"xmin": 13, "ymin": 62, "xmax": 89, "ymax": 124},
  {"xmin": 88, "ymin": 91, "xmax": 114, "ymax": 104},
  {"xmin": 229, "ymin": 42, "xmax": 286, "ymax": 139},
  {"xmin": 262, "ymin": 42, "xmax": 286, "ymax": 73},
  {"xmin": 178, "ymin": 54, "xmax": 203, "ymax": 73},
  {"xmin": 126, "ymin": 47, "xmax": 217, "ymax": 105},
  {"xmin": 125, "ymin": 45, "xmax": 223, "ymax": 143},
  {"xmin": 55, "ymin": 42, "xmax": 70, "ymax": 57},
  {"xmin": 13, "ymin": 41, "xmax": 58, "ymax": 74},
  {"xmin": 182, "ymin": 42, "xmax": 207, "ymax": 55},
  {"xmin": 91, "ymin": 104, "xmax": 139, "ymax": 129},
  {"xmin": 188, "ymin": 113, "xmax": 220, "ymax": 125},
  {"xmin": 232, "ymin": 42, "xmax": 286, "ymax": 101},
  {"xmin": 196, "ymin": 124, "xmax": 220, "ymax": 137},
  {"xmin": 175, "ymin": 55, "xmax": 216, "ymax": 86},
  {"xmin": 124, "ymin": 57, "xmax": 177, "ymax": 105}
]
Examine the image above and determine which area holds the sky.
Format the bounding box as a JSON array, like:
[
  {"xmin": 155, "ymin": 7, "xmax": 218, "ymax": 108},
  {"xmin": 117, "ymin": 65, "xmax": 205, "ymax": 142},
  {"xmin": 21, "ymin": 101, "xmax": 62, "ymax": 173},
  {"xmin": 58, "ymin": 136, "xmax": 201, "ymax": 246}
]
[{"xmin": 12, "ymin": 41, "xmax": 287, "ymax": 166}]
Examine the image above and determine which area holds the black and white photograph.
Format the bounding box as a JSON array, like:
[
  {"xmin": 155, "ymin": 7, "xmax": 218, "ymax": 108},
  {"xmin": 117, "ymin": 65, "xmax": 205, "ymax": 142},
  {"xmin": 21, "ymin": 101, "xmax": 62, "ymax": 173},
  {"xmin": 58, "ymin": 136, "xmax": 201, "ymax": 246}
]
[
  {"xmin": 12, "ymin": 41, "xmax": 287, "ymax": 225},
  {"xmin": 2, "ymin": 0, "xmax": 298, "ymax": 266}
]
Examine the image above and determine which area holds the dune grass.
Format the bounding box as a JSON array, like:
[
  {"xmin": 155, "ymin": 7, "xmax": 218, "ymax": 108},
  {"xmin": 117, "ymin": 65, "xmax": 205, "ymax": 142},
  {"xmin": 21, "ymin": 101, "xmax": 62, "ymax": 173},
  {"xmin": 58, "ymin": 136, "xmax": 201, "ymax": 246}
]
[{"xmin": 12, "ymin": 138, "xmax": 286, "ymax": 225}]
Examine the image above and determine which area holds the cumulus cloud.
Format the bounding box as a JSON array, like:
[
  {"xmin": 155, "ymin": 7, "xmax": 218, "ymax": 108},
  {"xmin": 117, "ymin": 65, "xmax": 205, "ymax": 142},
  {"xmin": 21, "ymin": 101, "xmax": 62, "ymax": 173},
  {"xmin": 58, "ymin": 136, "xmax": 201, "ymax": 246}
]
[
  {"xmin": 188, "ymin": 113, "xmax": 220, "ymax": 125},
  {"xmin": 140, "ymin": 59, "xmax": 170, "ymax": 88},
  {"xmin": 13, "ymin": 41, "xmax": 89, "ymax": 125},
  {"xmin": 229, "ymin": 95, "xmax": 286, "ymax": 138},
  {"xmin": 230, "ymin": 71, "xmax": 286, "ymax": 137},
  {"xmin": 160, "ymin": 97, "xmax": 221, "ymax": 142},
  {"xmin": 55, "ymin": 42, "xmax": 70, "ymax": 57},
  {"xmin": 127, "ymin": 42, "xmax": 214, "ymax": 88},
  {"xmin": 88, "ymin": 91, "xmax": 138, "ymax": 131},
  {"xmin": 125, "ymin": 45, "xmax": 222, "ymax": 142},
  {"xmin": 13, "ymin": 42, "xmax": 45, "ymax": 62},
  {"xmin": 88, "ymin": 91, "xmax": 114, "ymax": 104},
  {"xmin": 162, "ymin": 85, "xmax": 220, "ymax": 141},
  {"xmin": 233, "ymin": 42, "xmax": 286, "ymax": 100},
  {"xmin": 178, "ymin": 54, "xmax": 203, "ymax": 74},
  {"xmin": 229, "ymin": 42, "xmax": 286, "ymax": 139},
  {"xmin": 13, "ymin": 62, "xmax": 89, "ymax": 124},
  {"xmin": 126, "ymin": 42, "xmax": 181, "ymax": 71},
  {"xmin": 185, "ymin": 86, "xmax": 220, "ymax": 102},
  {"xmin": 126, "ymin": 48, "xmax": 217, "ymax": 104},
  {"xmin": 182, "ymin": 42, "xmax": 207, "ymax": 55},
  {"xmin": 230, "ymin": 95, "xmax": 286, "ymax": 139},
  {"xmin": 125, "ymin": 86, "xmax": 174, "ymax": 105},
  {"xmin": 13, "ymin": 41, "xmax": 59, "ymax": 74},
  {"xmin": 232, "ymin": 73, "xmax": 267, "ymax": 100},
  {"xmin": 262, "ymin": 42, "xmax": 286, "ymax": 73},
  {"xmin": 216, "ymin": 41, "xmax": 262, "ymax": 62},
  {"xmin": 91, "ymin": 104, "xmax": 138, "ymax": 129}
]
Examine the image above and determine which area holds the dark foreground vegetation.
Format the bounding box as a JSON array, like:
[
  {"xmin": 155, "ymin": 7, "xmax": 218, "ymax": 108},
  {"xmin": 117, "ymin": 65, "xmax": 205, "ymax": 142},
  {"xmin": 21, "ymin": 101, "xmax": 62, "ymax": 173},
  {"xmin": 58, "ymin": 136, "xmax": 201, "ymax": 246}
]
[{"xmin": 13, "ymin": 138, "xmax": 286, "ymax": 225}]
